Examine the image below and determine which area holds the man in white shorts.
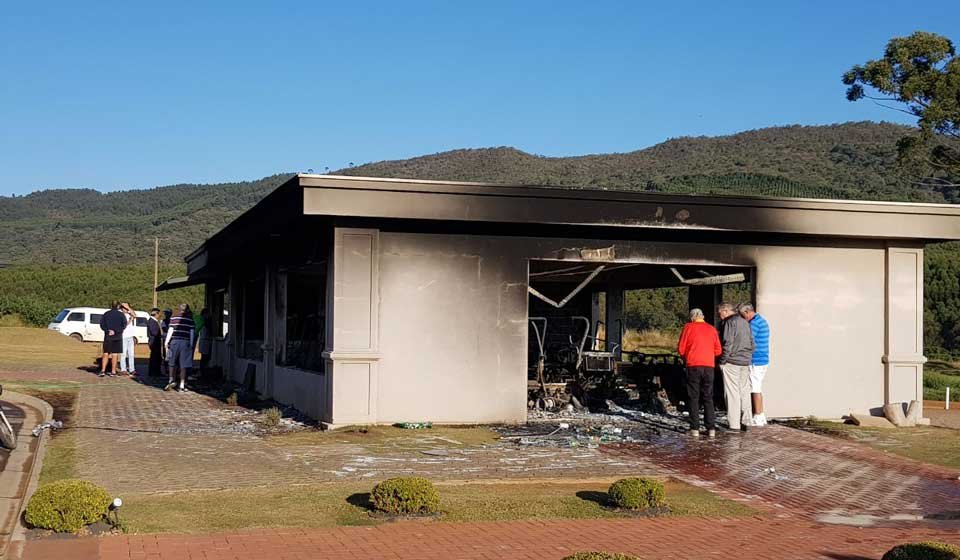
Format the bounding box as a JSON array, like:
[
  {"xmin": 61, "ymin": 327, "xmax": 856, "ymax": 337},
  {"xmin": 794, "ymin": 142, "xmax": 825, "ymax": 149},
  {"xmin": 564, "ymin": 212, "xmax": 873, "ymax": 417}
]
[{"xmin": 739, "ymin": 303, "xmax": 770, "ymax": 426}]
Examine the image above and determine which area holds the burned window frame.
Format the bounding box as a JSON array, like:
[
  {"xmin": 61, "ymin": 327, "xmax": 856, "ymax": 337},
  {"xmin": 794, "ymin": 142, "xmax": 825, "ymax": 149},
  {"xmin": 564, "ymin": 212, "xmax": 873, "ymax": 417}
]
[{"xmin": 279, "ymin": 261, "xmax": 327, "ymax": 373}]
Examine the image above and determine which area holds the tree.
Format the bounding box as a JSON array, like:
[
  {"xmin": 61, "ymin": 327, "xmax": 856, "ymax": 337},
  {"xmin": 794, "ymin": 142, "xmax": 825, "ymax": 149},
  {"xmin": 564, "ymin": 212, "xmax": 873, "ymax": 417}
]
[{"xmin": 843, "ymin": 31, "xmax": 960, "ymax": 189}]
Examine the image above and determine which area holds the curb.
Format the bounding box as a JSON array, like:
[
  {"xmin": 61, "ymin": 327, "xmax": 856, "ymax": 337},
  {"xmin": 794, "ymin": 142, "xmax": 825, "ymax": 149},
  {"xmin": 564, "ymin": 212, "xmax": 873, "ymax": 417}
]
[{"xmin": 0, "ymin": 391, "xmax": 53, "ymax": 559}]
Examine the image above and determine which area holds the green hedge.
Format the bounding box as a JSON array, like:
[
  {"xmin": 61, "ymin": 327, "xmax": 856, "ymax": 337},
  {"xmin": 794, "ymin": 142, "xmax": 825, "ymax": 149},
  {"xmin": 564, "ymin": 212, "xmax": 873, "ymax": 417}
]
[
  {"xmin": 24, "ymin": 479, "xmax": 111, "ymax": 532},
  {"xmin": 607, "ymin": 477, "xmax": 666, "ymax": 510},
  {"xmin": 882, "ymin": 542, "xmax": 960, "ymax": 560},
  {"xmin": 371, "ymin": 477, "xmax": 440, "ymax": 515},
  {"xmin": 0, "ymin": 294, "xmax": 61, "ymax": 327}
]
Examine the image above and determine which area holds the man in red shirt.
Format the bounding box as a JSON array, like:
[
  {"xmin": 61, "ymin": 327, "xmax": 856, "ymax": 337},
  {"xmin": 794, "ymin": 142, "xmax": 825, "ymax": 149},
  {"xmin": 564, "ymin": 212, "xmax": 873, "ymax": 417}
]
[{"xmin": 677, "ymin": 308, "xmax": 722, "ymax": 438}]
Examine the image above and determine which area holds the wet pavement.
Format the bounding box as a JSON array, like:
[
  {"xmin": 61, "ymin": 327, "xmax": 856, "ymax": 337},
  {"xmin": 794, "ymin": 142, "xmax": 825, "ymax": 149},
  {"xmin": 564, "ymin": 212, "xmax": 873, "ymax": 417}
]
[
  {"xmin": 0, "ymin": 402, "xmax": 26, "ymax": 469},
  {"xmin": 602, "ymin": 423, "xmax": 960, "ymax": 527}
]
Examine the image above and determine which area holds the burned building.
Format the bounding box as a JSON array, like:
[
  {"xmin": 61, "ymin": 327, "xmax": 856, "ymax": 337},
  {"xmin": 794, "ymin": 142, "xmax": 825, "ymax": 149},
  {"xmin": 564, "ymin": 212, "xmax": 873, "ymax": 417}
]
[{"xmin": 158, "ymin": 174, "xmax": 960, "ymax": 426}]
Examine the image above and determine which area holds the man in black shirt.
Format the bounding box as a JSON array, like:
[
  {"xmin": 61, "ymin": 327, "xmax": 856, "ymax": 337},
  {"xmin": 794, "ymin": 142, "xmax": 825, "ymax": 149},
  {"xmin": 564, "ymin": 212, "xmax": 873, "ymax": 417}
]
[
  {"xmin": 147, "ymin": 307, "xmax": 163, "ymax": 377},
  {"xmin": 99, "ymin": 301, "xmax": 127, "ymax": 377}
]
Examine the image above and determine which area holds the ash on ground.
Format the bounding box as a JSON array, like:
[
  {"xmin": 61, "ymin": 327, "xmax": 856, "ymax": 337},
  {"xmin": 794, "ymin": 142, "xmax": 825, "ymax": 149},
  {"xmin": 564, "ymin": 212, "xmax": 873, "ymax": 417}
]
[{"xmin": 496, "ymin": 400, "xmax": 727, "ymax": 448}]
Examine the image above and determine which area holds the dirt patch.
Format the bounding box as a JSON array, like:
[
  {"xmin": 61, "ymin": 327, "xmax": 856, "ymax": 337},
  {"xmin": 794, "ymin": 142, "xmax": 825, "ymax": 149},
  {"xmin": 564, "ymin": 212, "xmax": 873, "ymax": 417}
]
[{"xmin": 25, "ymin": 390, "xmax": 77, "ymax": 430}]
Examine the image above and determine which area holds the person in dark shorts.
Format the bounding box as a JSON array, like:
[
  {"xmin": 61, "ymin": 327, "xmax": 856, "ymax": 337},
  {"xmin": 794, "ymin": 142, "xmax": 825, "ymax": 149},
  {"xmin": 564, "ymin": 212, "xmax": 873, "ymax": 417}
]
[
  {"xmin": 164, "ymin": 304, "xmax": 195, "ymax": 392},
  {"xmin": 147, "ymin": 307, "xmax": 163, "ymax": 377},
  {"xmin": 677, "ymin": 308, "xmax": 723, "ymax": 438},
  {"xmin": 99, "ymin": 301, "xmax": 127, "ymax": 377}
]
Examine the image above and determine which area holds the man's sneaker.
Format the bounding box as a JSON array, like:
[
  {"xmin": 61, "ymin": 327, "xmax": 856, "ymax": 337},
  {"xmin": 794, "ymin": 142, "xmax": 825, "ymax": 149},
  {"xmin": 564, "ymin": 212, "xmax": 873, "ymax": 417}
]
[
  {"xmin": 740, "ymin": 424, "xmax": 749, "ymax": 433},
  {"xmin": 98, "ymin": 372, "xmax": 106, "ymax": 377},
  {"xmin": 164, "ymin": 382, "xmax": 175, "ymax": 391},
  {"xmin": 752, "ymin": 414, "xmax": 763, "ymax": 427},
  {"xmin": 106, "ymin": 371, "xmax": 117, "ymax": 377},
  {"xmin": 178, "ymin": 386, "xmax": 188, "ymax": 393},
  {"xmin": 688, "ymin": 429, "xmax": 700, "ymax": 438},
  {"xmin": 759, "ymin": 413, "xmax": 768, "ymax": 426},
  {"xmin": 707, "ymin": 429, "xmax": 716, "ymax": 439}
]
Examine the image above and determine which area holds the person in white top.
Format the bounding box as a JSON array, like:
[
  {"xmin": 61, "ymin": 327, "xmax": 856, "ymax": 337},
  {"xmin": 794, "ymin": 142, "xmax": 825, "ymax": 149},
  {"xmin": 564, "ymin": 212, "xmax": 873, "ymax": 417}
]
[{"xmin": 120, "ymin": 303, "xmax": 138, "ymax": 376}]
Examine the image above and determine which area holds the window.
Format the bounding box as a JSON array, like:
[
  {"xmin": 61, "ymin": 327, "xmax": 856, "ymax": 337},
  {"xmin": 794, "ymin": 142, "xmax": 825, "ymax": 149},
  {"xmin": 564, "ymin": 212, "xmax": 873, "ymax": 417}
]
[
  {"xmin": 53, "ymin": 310, "xmax": 69, "ymax": 323},
  {"xmin": 212, "ymin": 289, "xmax": 229, "ymax": 338},
  {"xmin": 135, "ymin": 317, "xmax": 148, "ymax": 327},
  {"xmin": 283, "ymin": 264, "xmax": 327, "ymax": 372},
  {"xmin": 89, "ymin": 314, "xmax": 103, "ymax": 324},
  {"xmin": 240, "ymin": 275, "xmax": 265, "ymax": 360},
  {"xmin": 67, "ymin": 312, "xmax": 85, "ymax": 322}
]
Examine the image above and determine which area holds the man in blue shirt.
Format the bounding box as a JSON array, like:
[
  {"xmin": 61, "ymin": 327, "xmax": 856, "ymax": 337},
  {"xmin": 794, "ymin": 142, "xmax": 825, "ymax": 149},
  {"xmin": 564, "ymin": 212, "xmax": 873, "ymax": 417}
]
[{"xmin": 739, "ymin": 303, "xmax": 770, "ymax": 426}]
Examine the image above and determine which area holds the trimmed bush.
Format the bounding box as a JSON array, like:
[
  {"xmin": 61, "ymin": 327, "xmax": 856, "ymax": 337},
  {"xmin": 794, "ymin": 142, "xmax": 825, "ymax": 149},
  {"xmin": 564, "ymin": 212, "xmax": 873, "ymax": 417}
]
[
  {"xmin": 562, "ymin": 553, "xmax": 640, "ymax": 560},
  {"xmin": 371, "ymin": 477, "xmax": 440, "ymax": 514},
  {"xmin": 882, "ymin": 542, "xmax": 960, "ymax": 560},
  {"xmin": 262, "ymin": 407, "xmax": 282, "ymax": 427},
  {"xmin": 607, "ymin": 477, "xmax": 666, "ymax": 510},
  {"xmin": 25, "ymin": 479, "xmax": 111, "ymax": 532}
]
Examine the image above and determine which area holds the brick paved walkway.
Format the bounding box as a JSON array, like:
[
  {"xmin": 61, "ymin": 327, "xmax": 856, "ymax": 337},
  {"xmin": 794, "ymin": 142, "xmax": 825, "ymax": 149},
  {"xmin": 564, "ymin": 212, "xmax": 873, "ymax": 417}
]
[
  {"xmin": 64, "ymin": 379, "xmax": 656, "ymax": 494},
  {"xmin": 18, "ymin": 517, "xmax": 960, "ymax": 560},
  {"xmin": 602, "ymin": 425, "xmax": 960, "ymax": 525}
]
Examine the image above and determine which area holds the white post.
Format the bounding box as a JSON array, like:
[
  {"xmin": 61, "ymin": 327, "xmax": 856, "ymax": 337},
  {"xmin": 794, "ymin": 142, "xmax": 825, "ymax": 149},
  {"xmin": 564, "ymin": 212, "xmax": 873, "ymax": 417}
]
[{"xmin": 946, "ymin": 387, "xmax": 951, "ymax": 410}]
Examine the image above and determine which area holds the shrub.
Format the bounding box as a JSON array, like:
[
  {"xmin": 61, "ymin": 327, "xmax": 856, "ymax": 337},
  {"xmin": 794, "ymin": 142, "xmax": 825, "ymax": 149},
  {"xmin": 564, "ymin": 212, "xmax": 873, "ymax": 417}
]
[
  {"xmin": 562, "ymin": 553, "xmax": 639, "ymax": 560},
  {"xmin": 261, "ymin": 407, "xmax": 282, "ymax": 427},
  {"xmin": 25, "ymin": 479, "xmax": 111, "ymax": 532},
  {"xmin": 607, "ymin": 477, "xmax": 666, "ymax": 510},
  {"xmin": 371, "ymin": 477, "xmax": 440, "ymax": 514},
  {"xmin": 882, "ymin": 542, "xmax": 960, "ymax": 560}
]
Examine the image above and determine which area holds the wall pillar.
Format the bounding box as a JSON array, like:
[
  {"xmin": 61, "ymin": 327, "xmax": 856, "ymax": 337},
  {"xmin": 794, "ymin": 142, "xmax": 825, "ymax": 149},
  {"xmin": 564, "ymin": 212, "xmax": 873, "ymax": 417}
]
[
  {"xmin": 689, "ymin": 285, "xmax": 721, "ymax": 326},
  {"xmin": 605, "ymin": 284, "xmax": 624, "ymax": 358},
  {"xmin": 322, "ymin": 228, "xmax": 380, "ymax": 425},
  {"xmin": 226, "ymin": 273, "xmax": 239, "ymax": 381},
  {"xmin": 883, "ymin": 245, "xmax": 925, "ymax": 408},
  {"xmin": 262, "ymin": 266, "xmax": 276, "ymax": 397}
]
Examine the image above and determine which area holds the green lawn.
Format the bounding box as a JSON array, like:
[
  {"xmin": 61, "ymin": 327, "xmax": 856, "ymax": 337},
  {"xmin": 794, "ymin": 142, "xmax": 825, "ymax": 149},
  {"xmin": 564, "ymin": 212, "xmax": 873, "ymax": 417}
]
[
  {"xmin": 924, "ymin": 360, "xmax": 960, "ymax": 401},
  {"xmin": 119, "ymin": 480, "xmax": 755, "ymax": 534}
]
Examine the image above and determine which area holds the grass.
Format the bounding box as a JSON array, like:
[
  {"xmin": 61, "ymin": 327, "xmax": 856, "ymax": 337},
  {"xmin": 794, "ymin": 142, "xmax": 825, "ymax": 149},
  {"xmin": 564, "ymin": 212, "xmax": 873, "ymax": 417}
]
[
  {"xmin": 0, "ymin": 327, "xmax": 100, "ymax": 373},
  {"xmin": 621, "ymin": 329, "xmax": 678, "ymax": 354},
  {"xmin": 787, "ymin": 418, "xmax": 960, "ymax": 470},
  {"xmin": 266, "ymin": 425, "xmax": 501, "ymax": 450},
  {"xmin": 924, "ymin": 360, "xmax": 960, "ymax": 401},
  {"xmin": 118, "ymin": 480, "xmax": 755, "ymax": 534}
]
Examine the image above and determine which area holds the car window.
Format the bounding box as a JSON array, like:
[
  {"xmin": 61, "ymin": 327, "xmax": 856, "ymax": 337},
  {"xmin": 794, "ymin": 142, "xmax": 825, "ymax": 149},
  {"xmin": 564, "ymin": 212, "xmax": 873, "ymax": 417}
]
[
  {"xmin": 136, "ymin": 317, "xmax": 148, "ymax": 327},
  {"xmin": 67, "ymin": 312, "xmax": 85, "ymax": 322},
  {"xmin": 90, "ymin": 314, "xmax": 103, "ymax": 324},
  {"xmin": 53, "ymin": 309, "xmax": 69, "ymax": 323}
]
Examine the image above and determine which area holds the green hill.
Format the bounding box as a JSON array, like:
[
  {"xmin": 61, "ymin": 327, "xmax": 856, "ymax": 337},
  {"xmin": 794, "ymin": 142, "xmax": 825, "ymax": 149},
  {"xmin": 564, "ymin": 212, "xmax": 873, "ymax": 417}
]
[
  {"xmin": 0, "ymin": 121, "xmax": 953, "ymax": 267},
  {"xmin": 2, "ymin": 121, "xmax": 960, "ymax": 356}
]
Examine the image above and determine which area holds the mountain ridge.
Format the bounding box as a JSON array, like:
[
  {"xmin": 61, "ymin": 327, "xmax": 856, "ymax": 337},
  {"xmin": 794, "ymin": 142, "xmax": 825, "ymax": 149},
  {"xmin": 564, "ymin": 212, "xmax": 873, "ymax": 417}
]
[{"xmin": 0, "ymin": 121, "xmax": 950, "ymax": 266}]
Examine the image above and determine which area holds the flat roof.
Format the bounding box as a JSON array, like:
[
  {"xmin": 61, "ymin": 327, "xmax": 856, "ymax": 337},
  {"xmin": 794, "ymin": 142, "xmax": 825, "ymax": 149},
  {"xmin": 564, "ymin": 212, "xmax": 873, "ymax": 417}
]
[{"xmin": 186, "ymin": 174, "xmax": 960, "ymax": 268}]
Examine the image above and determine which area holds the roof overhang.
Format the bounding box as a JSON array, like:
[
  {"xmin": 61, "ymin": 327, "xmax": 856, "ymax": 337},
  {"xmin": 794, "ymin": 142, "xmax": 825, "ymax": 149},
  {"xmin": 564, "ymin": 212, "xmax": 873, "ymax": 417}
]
[
  {"xmin": 299, "ymin": 175, "xmax": 960, "ymax": 241},
  {"xmin": 156, "ymin": 274, "xmax": 210, "ymax": 292}
]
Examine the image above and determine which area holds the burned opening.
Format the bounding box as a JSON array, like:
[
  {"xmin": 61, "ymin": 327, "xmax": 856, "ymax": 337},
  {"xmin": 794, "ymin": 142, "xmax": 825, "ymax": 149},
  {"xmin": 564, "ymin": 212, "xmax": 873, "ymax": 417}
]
[{"xmin": 527, "ymin": 259, "xmax": 753, "ymax": 417}]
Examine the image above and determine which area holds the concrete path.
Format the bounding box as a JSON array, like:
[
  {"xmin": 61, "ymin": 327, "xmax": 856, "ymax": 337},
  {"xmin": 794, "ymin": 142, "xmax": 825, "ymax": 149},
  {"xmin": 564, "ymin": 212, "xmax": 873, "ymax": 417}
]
[{"xmin": 0, "ymin": 393, "xmax": 51, "ymax": 559}]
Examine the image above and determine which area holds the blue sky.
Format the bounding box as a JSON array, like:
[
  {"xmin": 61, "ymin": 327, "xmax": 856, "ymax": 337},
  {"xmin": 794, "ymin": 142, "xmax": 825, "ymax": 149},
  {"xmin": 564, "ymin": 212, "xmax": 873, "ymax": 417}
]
[{"xmin": 1, "ymin": 1, "xmax": 958, "ymax": 196}]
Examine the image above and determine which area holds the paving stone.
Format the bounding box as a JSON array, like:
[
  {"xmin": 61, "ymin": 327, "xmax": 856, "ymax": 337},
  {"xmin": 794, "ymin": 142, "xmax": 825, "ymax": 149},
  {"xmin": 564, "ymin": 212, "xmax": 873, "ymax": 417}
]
[
  {"xmin": 18, "ymin": 517, "xmax": 960, "ymax": 560},
  {"xmin": 0, "ymin": 470, "xmax": 25, "ymax": 499}
]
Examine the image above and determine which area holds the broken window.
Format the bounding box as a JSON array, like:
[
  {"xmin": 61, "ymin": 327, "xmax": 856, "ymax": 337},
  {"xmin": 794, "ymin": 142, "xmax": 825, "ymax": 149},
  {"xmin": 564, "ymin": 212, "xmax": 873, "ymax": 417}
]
[
  {"xmin": 282, "ymin": 263, "xmax": 327, "ymax": 372},
  {"xmin": 211, "ymin": 288, "xmax": 229, "ymax": 338},
  {"xmin": 240, "ymin": 275, "xmax": 265, "ymax": 361}
]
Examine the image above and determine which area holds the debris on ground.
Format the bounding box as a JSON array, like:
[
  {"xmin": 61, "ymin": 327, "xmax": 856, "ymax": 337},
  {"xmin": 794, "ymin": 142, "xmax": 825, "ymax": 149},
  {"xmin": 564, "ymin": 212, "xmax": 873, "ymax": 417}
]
[
  {"xmin": 497, "ymin": 401, "xmax": 724, "ymax": 448},
  {"xmin": 395, "ymin": 422, "xmax": 433, "ymax": 429},
  {"xmin": 31, "ymin": 420, "xmax": 63, "ymax": 437}
]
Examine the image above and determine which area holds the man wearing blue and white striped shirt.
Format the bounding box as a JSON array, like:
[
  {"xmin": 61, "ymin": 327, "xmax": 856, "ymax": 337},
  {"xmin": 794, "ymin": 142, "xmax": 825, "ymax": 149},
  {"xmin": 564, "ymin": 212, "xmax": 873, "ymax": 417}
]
[{"xmin": 739, "ymin": 303, "xmax": 770, "ymax": 427}]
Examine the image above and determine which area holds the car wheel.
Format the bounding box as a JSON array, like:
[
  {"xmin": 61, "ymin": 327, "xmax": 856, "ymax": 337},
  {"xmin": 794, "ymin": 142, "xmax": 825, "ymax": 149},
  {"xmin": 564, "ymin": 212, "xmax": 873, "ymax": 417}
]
[{"xmin": 69, "ymin": 333, "xmax": 83, "ymax": 343}]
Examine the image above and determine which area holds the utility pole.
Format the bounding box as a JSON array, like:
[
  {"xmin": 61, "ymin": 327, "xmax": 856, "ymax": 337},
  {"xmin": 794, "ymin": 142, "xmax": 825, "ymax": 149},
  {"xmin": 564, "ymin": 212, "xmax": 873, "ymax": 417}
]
[{"xmin": 153, "ymin": 237, "xmax": 159, "ymax": 308}]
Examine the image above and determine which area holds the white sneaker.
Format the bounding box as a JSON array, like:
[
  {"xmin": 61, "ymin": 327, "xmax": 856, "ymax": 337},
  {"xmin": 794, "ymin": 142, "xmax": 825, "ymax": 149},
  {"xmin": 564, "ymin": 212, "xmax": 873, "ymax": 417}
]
[
  {"xmin": 752, "ymin": 414, "xmax": 763, "ymax": 427},
  {"xmin": 760, "ymin": 413, "xmax": 768, "ymax": 426}
]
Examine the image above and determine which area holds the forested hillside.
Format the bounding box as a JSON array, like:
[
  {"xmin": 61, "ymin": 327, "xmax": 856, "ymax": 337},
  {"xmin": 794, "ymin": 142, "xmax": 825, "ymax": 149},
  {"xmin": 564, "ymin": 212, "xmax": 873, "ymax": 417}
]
[{"xmin": 2, "ymin": 121, "xmax": 960, "ymax": 356}]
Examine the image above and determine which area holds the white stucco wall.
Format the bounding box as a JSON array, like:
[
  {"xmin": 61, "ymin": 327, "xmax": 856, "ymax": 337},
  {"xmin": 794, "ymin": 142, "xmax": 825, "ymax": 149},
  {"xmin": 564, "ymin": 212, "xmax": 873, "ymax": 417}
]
[{"xmin": 372, "ymin": 232, "xmax": 897, "ymax": 423}]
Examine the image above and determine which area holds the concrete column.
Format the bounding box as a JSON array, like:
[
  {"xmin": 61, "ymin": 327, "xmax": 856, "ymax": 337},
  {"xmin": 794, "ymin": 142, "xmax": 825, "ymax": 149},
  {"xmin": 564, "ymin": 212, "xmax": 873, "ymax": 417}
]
[
  {"xmin": 262, "ymin": 266, "xmax": 276, "ymax": 397},
  {"xmin": 322, "ymin": 228, "xmax": 380, "ymax": 426},
  {"xmin": 605, "ymin": 284, "xmax": 623, "ymax": 358},
  {"xmin": 226, "ymin": 273, "xmax": 239, "ymax": 382},
  {"xmin": 688, "ymin": 285, "xmax": 721, "ymax": 326},
  {"xmin": 883, "ymin": 245, "xmax": 926, "ymax": 407}
]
